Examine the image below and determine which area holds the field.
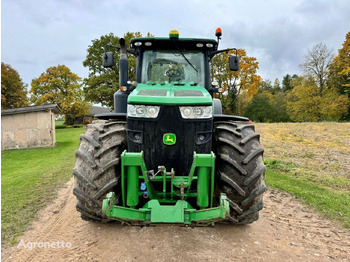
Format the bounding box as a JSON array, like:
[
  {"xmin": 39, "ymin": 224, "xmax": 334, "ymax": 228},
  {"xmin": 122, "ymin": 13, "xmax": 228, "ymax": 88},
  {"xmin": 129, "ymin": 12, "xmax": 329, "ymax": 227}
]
[
  {"xmin": 256, "ymin": 122, "xmax": 350, "ymax": 227},
  {"xmin": 1, "ymin": 127, "xmax": 85, "ymax": 244}
]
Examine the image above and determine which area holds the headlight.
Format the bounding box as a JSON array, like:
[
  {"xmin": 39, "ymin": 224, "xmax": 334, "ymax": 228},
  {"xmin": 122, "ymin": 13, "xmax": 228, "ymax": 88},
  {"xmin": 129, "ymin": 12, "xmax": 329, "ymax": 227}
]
[
  {"xmin": 179, "ymin": 106, "xmax": 212, "ymax": 119},
  {"xmin": 127, "ymin": 104, "xmax": 160, "ymax": 118}
]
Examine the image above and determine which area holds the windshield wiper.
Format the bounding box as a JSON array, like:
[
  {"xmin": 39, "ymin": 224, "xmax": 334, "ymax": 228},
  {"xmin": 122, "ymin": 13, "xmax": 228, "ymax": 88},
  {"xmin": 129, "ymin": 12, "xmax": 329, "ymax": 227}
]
[{"xmin": 172, "ymin": 39, "xmax": 198, "ymax": 72}]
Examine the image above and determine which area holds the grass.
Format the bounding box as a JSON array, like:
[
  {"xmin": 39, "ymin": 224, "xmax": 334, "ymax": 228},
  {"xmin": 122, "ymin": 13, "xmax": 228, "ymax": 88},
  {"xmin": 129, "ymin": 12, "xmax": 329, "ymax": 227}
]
[
  {"xmin": 265, "ymin": 161, "xmax": 350, "ymax": 228},
  {"xmin": 55, "ymin": 120, "xmax": 65, "ymax": 127},
  {"xmin": 256, "ymin": 122, "xmax": 350, "ymax": 180},
  {"xmin": 55, "ymin": 120, "xmax": 84, "ymax": 129},
  {"xmin": 256, "ymin": 122, "xmax": 350, "ymax": 228},
  {"xmin": 1, "ymin": 127, "xmax": 84, "ymax": 245}
]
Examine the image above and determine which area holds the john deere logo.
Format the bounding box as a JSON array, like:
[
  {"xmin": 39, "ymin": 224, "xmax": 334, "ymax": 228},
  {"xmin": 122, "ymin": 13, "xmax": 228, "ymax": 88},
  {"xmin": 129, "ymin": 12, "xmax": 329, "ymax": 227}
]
[{"xmin": 163, "ymin": 133, "xmax": 176, "ymax": 145}]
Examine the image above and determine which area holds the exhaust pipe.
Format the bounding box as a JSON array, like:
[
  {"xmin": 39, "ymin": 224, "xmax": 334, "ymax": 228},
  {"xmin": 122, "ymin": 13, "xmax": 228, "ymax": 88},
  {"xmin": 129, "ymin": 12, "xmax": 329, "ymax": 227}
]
[
  {"xmin": 113, "ymin": 38, "xmax": 129, "ymax": 113},
  {"xmin": 119, "ymin": 38, "xmax": 128, "ymax": 87}
]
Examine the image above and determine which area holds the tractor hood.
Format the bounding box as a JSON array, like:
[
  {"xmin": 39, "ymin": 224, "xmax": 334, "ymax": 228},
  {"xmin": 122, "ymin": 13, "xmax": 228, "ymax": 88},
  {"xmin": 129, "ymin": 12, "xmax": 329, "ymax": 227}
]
[{"xmin": 128, "ymin": 82, "xmax": 212, "ymax": 105}]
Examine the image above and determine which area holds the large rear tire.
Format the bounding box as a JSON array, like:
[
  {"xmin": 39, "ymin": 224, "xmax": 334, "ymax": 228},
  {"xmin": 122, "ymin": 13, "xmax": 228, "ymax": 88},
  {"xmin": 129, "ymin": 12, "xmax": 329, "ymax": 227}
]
[
  {"xmin": 213, "ymin": 121, "xmax": 266, "ymax": 224},
  {"xmin": 73, "ymin": 120, "xmax": 127, "ymax": 222}
]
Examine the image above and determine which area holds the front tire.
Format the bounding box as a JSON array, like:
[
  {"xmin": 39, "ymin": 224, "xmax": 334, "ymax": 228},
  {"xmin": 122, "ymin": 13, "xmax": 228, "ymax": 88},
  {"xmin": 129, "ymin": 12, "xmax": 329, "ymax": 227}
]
[
  {"xmin": 213, "ymin": 121, "xmax": 266, "ymax": 224},
  {"xmin": 73, "ymin": 120, "xmax": 127, "ymax": 222}
]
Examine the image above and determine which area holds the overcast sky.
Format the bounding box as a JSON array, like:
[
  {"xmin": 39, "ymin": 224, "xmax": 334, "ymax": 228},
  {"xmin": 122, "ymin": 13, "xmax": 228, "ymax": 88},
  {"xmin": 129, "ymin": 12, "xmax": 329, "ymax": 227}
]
[{"xmin": 2, "ymin": 0, "xmax": 350, "ymax": 89}]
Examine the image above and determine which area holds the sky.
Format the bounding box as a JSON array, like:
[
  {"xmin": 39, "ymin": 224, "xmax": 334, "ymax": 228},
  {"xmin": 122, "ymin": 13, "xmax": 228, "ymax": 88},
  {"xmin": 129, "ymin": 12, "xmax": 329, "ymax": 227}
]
[{"xmin": 2, "ymin": 0, "xmax": 350, "ymax": 89}]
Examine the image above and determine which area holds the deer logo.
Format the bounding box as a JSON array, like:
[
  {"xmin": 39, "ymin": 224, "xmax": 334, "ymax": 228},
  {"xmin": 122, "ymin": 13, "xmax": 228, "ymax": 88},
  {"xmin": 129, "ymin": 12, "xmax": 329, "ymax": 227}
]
[{"xmin": 163, "ymin": 133, "xmax": 176, "ymax": 145}]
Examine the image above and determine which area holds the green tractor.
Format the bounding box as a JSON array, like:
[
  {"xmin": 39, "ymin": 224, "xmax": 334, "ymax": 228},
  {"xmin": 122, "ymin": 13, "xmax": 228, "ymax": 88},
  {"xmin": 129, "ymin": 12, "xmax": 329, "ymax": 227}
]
[{"xmin": 73, "ymin": 29, "xmax": 266, "ymax": 226}]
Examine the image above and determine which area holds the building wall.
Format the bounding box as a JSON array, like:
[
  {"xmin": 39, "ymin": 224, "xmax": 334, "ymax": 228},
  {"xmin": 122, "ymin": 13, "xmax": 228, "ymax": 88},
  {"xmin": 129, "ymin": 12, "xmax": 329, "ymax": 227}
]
[{"xmin": 1, "ymin": 110, "xmax": 56, "ymax": 150}]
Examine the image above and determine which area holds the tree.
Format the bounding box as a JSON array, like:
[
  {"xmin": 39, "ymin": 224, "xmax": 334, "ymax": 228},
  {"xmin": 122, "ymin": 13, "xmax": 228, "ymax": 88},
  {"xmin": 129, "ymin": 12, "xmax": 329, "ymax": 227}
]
[
  {"xmin": 299, "ymin": 43, "xmax": 334, "ymax": 95},
  {"xmin": 319, "ymin": 88, "xmax": 349, "ymax": 121},
  {"xmin": 30, "ymin": 65, "xmax": 90, "ymax": 125},
  {"xmin": 328, "ymin": 32, "xmax": 350, "ymax": 94},
  {"xmin": 286, "ymin": 76, "xmax": 321, "ymax": 122},
  {"xmin": 328, "ymin": 32, "xmax": 350, "ymax": 119},
  {"xmin": 212, "ymin": 49, "xmax": 262, "ymax": 114},
  {"xmin": 83, "ymin": 32, "xmax": 152, "ymax": 107},
  {"xmin": 270, "ymin": 91, "xmax": 290, "ymax": 122},
  {"xmin": 259, "ymin": 79, "xmax": 274, "ymax": 93},
  {"xmin": 1, "ymin": 62, "xmax": 29, "ymax": 109},
  {"xmin": 286, "ymin": 75, "xmax": 349, "ymax": 122},
  {"xmin": 244, "ymin": 92, "xmax": 274, "ymax": 122},
  {"xmin": 246, "ymin": 84, "xmax": 290, "ymax": 123},
  {"xmin": 281, "ymin": 74, "xmax": 298, "ymax": 93},
  {"xmin": 273, "ymin": 78, "xmax": 280, "ymax": 90}
]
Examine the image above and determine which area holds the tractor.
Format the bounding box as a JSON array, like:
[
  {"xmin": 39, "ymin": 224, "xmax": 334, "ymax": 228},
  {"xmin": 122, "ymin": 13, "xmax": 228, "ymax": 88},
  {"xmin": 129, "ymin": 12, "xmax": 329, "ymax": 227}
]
[{"xmin": 73, "ymin": 28, "xmax": 266, "ymax": 226}]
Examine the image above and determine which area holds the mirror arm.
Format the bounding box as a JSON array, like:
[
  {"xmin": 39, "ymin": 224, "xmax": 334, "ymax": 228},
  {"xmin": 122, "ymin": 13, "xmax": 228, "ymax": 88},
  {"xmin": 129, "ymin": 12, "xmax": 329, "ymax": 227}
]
[
  {"xmin": 209, "ymin": 48, "xmax": 237, "ymax": 59},
  {"xmin": 104, "ymin": 44, "xmax": 120, "ymax": 52},
  {"xmin": 103, "ymin": 45, "xmax": 138, "ymax": 56},
  {"xmin": 126, "ymin": 49, "xmax": 138, "ymax": 56}
]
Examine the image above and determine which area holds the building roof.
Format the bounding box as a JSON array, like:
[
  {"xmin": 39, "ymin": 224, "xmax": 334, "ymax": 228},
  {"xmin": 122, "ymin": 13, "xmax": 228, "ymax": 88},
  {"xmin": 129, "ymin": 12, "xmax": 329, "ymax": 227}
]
[
  {"xmin": 88, "ymin": 106, "xmax": 112, "ymax": 116},
  {"xmin": 1, "ymin": 104, "xmax": 61, "ymax": 116}
]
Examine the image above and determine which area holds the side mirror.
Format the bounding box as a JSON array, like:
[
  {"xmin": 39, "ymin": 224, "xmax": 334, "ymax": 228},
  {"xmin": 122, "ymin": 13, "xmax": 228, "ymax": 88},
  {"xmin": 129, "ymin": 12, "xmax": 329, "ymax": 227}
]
[
  {"xmin": 102, "ymin": 52, "xmax": 114, "ymax": 68},
  {"xmin": 229, "ymin": 55, "xmax": 239, "ymax": 71}
]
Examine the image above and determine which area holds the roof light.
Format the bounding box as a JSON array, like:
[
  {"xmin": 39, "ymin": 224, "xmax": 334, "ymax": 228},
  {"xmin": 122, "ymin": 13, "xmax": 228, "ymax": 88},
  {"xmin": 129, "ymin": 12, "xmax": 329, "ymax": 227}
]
[
  {"xmin": 169, "ymin": 29, "xmax": 179, "ymax": 39},
  {"xmin": 145, "ymin": 42, "xmax": 152, "ymax": 46},
  {"xmin": 206, "ymin": 43, "xmax": 214, "ymax": 48},
  {"xmin": 134, "ymin": 42, "xmax": 142, "ymax": 47},
  {"xmin": 196, "ymin": 43, "xmax": 204, "ymax": 48},
  {"xmin": 215, "ymin": 27, "xmax": 222, "ymax": 37}
]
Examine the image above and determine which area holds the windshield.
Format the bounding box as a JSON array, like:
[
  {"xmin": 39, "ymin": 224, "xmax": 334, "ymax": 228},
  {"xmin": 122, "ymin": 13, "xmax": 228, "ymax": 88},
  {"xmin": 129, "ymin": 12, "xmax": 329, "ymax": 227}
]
[{"xmin": 141, "ymin": 50, "xmax": 205, "ymax": 85}]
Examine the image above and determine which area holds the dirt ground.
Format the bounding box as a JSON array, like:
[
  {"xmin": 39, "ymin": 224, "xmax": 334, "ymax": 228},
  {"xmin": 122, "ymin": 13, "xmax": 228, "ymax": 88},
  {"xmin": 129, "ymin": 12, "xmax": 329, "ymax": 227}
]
[{"xmin": 2, "ymin": 178, "xmax": 349, "ymax": 262}]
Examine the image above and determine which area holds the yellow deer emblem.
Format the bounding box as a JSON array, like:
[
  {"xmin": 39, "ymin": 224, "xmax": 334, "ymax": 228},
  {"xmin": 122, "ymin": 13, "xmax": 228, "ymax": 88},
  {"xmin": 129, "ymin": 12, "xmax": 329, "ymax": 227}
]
[
  {"xmin": 163, "ymin": 133, "xmax": 176, "ymax": 145},
  {"xmin": 165, "ymin": 135, "xmax": 174, "ymax": 143}
]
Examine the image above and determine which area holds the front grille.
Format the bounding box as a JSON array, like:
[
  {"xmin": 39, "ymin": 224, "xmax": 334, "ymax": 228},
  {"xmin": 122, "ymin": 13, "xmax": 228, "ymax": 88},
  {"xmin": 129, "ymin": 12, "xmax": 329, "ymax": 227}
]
[{"xmin": 127, "ymin": 105, "xmax": 213, "ymax": 175}]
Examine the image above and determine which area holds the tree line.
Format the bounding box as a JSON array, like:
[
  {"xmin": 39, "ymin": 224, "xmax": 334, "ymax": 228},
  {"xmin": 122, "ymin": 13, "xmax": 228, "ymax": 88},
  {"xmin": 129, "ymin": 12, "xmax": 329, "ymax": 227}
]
[
  {"xmin": 243, "ymin": 33, "xmax": 350, "ymax": 122},
  {"xmin": 1, "ymin": 31, "xmax": 349, "ymax": 123}
]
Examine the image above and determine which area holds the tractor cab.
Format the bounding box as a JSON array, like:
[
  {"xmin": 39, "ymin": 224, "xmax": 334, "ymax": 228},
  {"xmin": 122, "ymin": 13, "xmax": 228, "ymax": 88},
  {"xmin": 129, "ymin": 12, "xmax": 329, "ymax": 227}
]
[{"xmin": 130, "ymin": 30, "xmax": 219, "ymax": 89}]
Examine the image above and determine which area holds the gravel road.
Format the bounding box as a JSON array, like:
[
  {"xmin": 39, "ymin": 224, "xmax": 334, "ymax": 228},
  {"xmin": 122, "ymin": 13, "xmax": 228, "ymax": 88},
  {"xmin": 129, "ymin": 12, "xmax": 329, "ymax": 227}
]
[{"xmin": 2, "ymin": 178, "xmax": 350, "ymax": 262}]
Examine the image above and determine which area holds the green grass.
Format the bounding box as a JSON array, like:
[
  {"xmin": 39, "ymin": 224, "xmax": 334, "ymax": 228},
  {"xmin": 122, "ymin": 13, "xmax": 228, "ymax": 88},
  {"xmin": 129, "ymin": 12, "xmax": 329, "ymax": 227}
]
[
  {"xmin": 1, "ymin": 127, "xmax": 84, "ymax": 244},
  {"xmin": 55, "ymin": 120, "xmax": 66, "ymax": 128},
  {"xmin": 265, "ymin": 161, "xmax": 350, "ymax": 228},
  {"xmin": 265, "ymin": 159, "xmax": 350, "ymax": 191}
]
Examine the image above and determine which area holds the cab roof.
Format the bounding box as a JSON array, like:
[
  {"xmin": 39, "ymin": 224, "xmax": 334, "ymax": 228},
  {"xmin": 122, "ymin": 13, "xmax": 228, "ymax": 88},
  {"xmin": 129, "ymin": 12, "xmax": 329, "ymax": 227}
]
[{"xmin": 130, "ymin": 37, "xmax": 218, "ymax": 51}]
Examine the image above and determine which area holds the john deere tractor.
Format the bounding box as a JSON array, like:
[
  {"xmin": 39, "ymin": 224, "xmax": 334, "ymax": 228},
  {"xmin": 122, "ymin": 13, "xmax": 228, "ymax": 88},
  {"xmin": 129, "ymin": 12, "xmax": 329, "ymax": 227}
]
[{"xmin": 73, "ymin": 29, "xmax": 266, "ymax": 226}]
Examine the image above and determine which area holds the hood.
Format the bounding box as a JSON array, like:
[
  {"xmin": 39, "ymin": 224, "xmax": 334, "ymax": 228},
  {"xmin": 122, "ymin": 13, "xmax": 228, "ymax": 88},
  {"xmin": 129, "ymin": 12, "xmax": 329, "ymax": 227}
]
[{"xmin": 127, "ymin": 82, "xmax": 212, "ymax": 105}]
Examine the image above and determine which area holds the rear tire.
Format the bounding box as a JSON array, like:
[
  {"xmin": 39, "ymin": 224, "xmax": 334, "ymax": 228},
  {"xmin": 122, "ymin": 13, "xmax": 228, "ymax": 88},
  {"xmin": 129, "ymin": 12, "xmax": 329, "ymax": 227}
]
[
  {"xmin": 213, "ymin": 121, "xmax": 266, "ymax": 224},
  {"xmin": 73, "ymin": 120, "xmax": 127, "ymax": 222}
]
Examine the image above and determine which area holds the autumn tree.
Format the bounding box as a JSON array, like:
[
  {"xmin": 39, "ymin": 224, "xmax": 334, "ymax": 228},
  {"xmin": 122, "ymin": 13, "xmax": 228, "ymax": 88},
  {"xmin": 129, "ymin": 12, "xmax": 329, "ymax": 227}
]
[
  {"xmin": 1, "ymin": 62, "xmax": 29, "ymax": 109},
  {"xmin": 273, "ymin": 78, "xmax": 281, "ymax": 91},
  {"xmin": 30, "ymin": 65, "xmax": 91, "ymax": 125},
  {"xmin": 286, "ymin": 76, "xmax": 321, "ymax": 121},
  {"xmin": 259, "ymin": 79, "xmax": 274, "ymax": 93},
  {"xmin": 83, "ymin": 32, "xmax": 153, "ymax": 107},
  {"xmin": 328, "ymin": 32, "xmax": 350, "ymax": 119},
  {"xmin": 319, "ymin": 88, "xmax": 350, "ymax": 120},
  {"xmin": 211, "ymin": 49, "xmax": 262, "ymax": 114},
  {"xmin": 299, "ymin": 43, "xmax": 334, "ymax": 95},
  {"xmin": 286, "ymin": 75, "xmax": 349, "ymax": 121}
]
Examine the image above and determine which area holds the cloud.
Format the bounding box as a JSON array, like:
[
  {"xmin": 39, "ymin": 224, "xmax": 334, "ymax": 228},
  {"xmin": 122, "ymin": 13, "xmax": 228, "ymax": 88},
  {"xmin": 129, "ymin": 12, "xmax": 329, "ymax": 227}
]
[{"xmin": 2, "ymin": 0, "xmax": 350, "ymax": 87}]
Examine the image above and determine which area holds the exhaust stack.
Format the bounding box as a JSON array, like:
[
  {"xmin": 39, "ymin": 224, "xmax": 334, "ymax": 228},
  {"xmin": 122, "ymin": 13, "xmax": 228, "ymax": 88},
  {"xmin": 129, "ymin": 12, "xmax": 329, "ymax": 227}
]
[{"xmin": 119, "ymin": 38, "xmax": 128, "ymax": 87}]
